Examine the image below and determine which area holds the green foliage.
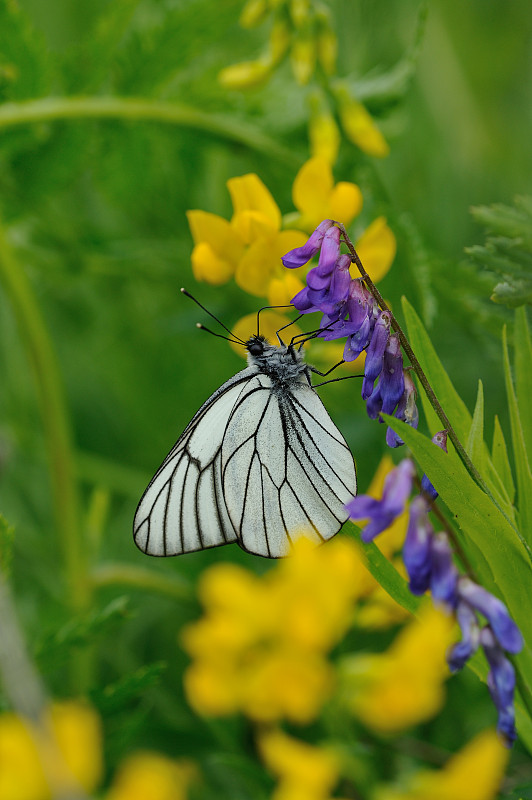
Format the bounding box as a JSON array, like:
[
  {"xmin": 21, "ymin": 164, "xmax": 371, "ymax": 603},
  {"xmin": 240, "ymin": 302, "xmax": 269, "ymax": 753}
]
[{"xmin": 467, "ymin": 197, "xmax": 532, "ymax": 308}]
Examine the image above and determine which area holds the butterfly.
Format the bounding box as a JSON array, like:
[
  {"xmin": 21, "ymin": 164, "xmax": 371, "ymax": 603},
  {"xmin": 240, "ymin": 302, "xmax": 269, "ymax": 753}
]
[{"xmin": 133, "ymin": 303, "xmax": 357, "ymax": 558}]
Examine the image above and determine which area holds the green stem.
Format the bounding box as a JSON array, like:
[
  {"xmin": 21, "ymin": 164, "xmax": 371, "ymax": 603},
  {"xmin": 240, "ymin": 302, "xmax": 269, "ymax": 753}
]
[
  {"xmin": 0, "ymin": 96, "xmax": 300, "ymax": 167},
  {"xmin": 90, "ymin": 563, "xmax": 193, "ymax": 602},
  {"xmin": 0, "ymin": 220, "xmax": 87, "ymax": 612},
  {"xmin": 338, "ymin": 224, "xmax": 517, "ymax": 517}
]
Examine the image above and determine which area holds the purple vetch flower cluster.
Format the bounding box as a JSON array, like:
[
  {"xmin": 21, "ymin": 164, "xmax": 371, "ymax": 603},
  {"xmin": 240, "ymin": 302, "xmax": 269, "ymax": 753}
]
[
  {"xmin": 282, "ymin": 219, "xmax": 418, "ymax": 448},
  {"xmin": 346, "ymin": 438, "xmax": 523, "ymax": 746}
]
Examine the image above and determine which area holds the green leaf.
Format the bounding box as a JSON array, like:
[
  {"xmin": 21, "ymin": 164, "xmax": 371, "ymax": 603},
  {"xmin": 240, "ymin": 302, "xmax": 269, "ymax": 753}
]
[
  {"xmin": 343, "ymin": 522, "xmax": 420, "ymax": 617},
  {"xmin": 402, "ymin": 296, "xmax": 472, "ymax": 442},
  {"xmin": 90, "ymin": 662, "xmax": 167, "ymax": 713},
  {"xmin": 514, "ymin": 306, "xmax": 532, "ymax": 460},
  {"xmin": 0, "ymin": 0, "xmax": 53, "ymax": 100},
  {"xmin": 492, "ymin": 415, "xmax": 515, "ymax": 503},
  {"xmin": 382, "ymin": 417, "xmax": 532, "ymax": 641},
  {"xmin": 502, "ymin": 326, "xmax": 532, "ymax": 541},
  {"xmin": 467, "ymin": 380, "xmax": 485, "ymax": 468},
  {"xmin": 402, "ymin": 297, "xmax": 514, "ymax": 520}
]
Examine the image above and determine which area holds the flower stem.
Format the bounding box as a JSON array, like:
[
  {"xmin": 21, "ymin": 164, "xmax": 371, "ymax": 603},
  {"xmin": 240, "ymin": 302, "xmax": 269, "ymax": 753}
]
[
  {"xmin": 0, "ymin": 96, "xmax": 300, "ymax": 167},
  {"xmin": 0, "ymin": 220, "xmax": 88, "ymax": 613},
  {"xmin": 90, "ymin": 563, "xmax": 193, "ymax": 602},
  {"xmin": 339, "ymin": 227, "xmax": 491, "ymax": 482}
]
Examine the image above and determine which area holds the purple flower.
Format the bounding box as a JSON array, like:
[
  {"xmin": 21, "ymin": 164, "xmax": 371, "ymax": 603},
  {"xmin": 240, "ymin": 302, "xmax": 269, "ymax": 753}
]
[
  {"xmin": 402, "ymin": 495, "xmax": 433, "ymax": 594},
  {"xmin": 347, "ymin": 458, "xmax": 415, "ymax": 543},
  {"xmin": 420, "ymin": 431, "xmax": 448, "ymax": 499},
  {"xmin": 386, "ymin": 369, "xmax": 419, "ymax": 448},
  {"xmin": 362, "ymin": 311, "xmax": 391, "ymax": 400},
  {"xmin": 457, "ymin": 578, "xmax": 523, "ymax": 654},
  {"xmin": 282, "ymin": 219, "xmax": 334, "ymax": 268},
  {"xmin": 481, "ymin": 627, "xmax": 517, "ymax": 746},
  {"xmin": 307, "ymin": 254, "xmax": 351, "ymax": 314},
  {"xmin": 447, "ymin": 601, "xmax": 480, "ymax": 671},
  {"xmin": 430, "ymin": 532, "xmax": 458, "ymax": 608},
  {"xmin": 380, "ymin": 335, "xmax": 405, "ymax": 414}
]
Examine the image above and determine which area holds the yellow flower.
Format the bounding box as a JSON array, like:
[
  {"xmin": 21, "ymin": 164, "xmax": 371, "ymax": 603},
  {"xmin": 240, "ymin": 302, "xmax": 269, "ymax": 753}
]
[
  {"xmin": 0, "ymin": 702, "xmax": 102, "ymax": 800},
  {"xmin": 336, "ymin": 88, "xmax": 390, "ymax": 158},
  {"xmin": 182, "ymin": 536, "xmax": 366, "ymax": 724},
  {"xmin": 374, "ymin": 729, "xmax": 509, "ymax": 800},
  {"xmin": 355, "ymin": 216, "xmax": 397, "ymax": 284},
  {"xmin": 107, "ymin": 752, "xmax": 195, "ymax": 800},
  {"xmin": 291, "ymin": 157, "xmax": 363, "ymax": 233},
  {"xmin": 341, "ymin": 605, "xmax": 454, "ymax": 734},
  {"xmin": 259, "ymin": 727, "xmax": 340, "ymax": 800},
  {"xmin": 187, "ymin": 174, "xmax": 307, "ymax": 304}
]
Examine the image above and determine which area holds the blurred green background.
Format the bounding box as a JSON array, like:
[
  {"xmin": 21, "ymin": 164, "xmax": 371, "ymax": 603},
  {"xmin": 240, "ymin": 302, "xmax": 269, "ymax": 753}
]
[{"xmin": 1, "ymin": 0, "xmax": 531, "ymax": 786}]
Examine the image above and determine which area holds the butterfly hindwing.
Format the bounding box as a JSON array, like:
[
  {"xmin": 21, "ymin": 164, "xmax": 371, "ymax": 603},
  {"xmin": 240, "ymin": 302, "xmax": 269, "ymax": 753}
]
[{"xmin": 221, "ymin": 374, "xmax": 357, "ymax": 557}]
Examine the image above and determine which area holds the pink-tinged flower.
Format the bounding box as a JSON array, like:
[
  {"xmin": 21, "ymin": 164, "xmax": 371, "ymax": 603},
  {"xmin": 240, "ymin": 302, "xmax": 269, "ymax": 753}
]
[{"xmin": 347, "ymin": 459, "xmax": 415, "ymax": 543}]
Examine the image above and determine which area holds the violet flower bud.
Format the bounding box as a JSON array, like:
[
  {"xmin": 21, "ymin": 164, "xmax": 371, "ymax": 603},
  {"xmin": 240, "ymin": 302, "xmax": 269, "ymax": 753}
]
[
  {"xmin": 447, "ymin": 601, "xmax": 481, "ymax": 671},
  {"xmin": 346, "ymin": 458, "xmax": 415, "ymax": 543},
  {"xmin": 403, "ymin": 495, "xmax": 433, "ymax": 595},
  {"xmin": 458, "ymin": 578, "xmax": 523, "ymax": 654},
  {"xmin": 282, "ymin": 219, "xmax": 334, "ymax": 268},
  {"xmin": 362, "ymin": 311, "xmax": 391, "ymax": 400},
  {"xmin": 480, "ymin": 626, "xmax": 517, "ymax": 746},
  {"xmin": 430, "ymin": 532, "xmax": 458, "ymax": 608}
]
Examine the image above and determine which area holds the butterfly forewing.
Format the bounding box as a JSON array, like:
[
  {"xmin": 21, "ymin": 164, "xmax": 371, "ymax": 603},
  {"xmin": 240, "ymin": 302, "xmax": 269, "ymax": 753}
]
[{"xmin": 134, "ymin": 370, "xmax": 256, "ymax": 555}]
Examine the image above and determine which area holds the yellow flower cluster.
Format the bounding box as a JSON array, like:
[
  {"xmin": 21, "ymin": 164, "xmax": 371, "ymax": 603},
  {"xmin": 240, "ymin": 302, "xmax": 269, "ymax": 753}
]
[
  {"xmin": 259, "ymin": 728, "xmax": 346, "ymax": 800},
  {"xmin": 0, "ymin": 701, "xmax": 194, "ymax": 800},
  {"xmin": 375, "ymin": 728, "xmax": 509, "ymax": 800},
  {"xmin": 218, "ymin": 1, "xmax": 389, "ymax": 159},
  {"xmin": 340, "ymin": 604, "xmax": 455, "ymax": 734},
  {"xmin": 182, "ymin": 536, "xmax": 368, "ymax": 723},
  {"xmin": 187, "ymin": 157, "xmax": 396, "ymax": 310}
]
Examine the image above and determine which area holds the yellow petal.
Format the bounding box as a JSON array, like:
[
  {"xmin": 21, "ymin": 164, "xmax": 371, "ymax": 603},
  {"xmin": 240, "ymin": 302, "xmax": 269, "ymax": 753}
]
[
  {"xmin": 328, "ymin": 181, "xmax": 363, "ymax": 226},
  {"xmin": 340, "ymin": 98, "xmax": 390, "ymax": 158},
  {"xmin": 292, "ymin": 157, "xmax": 334, "ymax": 222},
  {"xmin": 235, "ymin": 238, "xmax": 278, "ymax": 297},
  {"xmin": 268, "ymin": 272, "xmax": 304, "ymax": 306},
  {"xmin": 218, "ymin": 59, "xmax": 272, "ymax": 90},
  {"xmin": 108, "ymin": 752, "xmax": 195, "ymax": 800},
  {"xmin": 51, "ymin": 703, "xmax": 103, "ymax": 794},
  {"xmin": 228, "ymin": 174, "xmax": 281, "ymax": 236},
  {"xmin": 355, "ymin": 217, "xmax": 396, "ymax": 283},
  {"xmin": 191, "ymin": 242, "xmax": 235, "ymax": 284},
  {"xmin": 309, "ymin": 109, "xmax": 341, "ymax": 165},
  {"xmin": 290, "ymin": 32, "xmax": 316, "ymax": 85},
  {"xmin": 187, "ymin": 209, "xmax": 245, "ymax": 266}
]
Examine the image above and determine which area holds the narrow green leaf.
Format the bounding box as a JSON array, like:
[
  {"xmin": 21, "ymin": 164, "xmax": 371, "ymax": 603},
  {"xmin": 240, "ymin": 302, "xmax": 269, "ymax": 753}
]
[
  {"xmin": 514, "ymin": 305, "xmax": 532, "ymax": 459},
  {"xmin": 343, "ymin": 522, "xmax": 420, "ymax": 616},
  {"xmin": 382, "ymin": 417, "xmax": 532, "ymax": 648},
  {"xmin": 401, "ymin": 297, "xmax": 472, "ymax": 442},
  {"xmin": 502, "ymin": 326, "xmax": 532, "ymax": 542},
  {"xmin": 467, "ymin": 380, "xmax": 485, "ymax": 469},
  {"xmin": 402, "ymin": 297, "xmax": 514, "ymax": 519},
  {"xmin": 492, "ymin": 415, "xmax": 515, "ymax": 503}
]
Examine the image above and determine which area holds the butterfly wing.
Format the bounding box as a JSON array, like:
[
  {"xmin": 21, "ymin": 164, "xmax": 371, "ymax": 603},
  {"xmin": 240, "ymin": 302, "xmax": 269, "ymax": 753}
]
[
  {"xmin": 221, "ymin": 375, "xmax": 357, "ymax": 557},
  {"xmin": 133, "ymin": 368, "xmax": 257, "ymax": 556}
]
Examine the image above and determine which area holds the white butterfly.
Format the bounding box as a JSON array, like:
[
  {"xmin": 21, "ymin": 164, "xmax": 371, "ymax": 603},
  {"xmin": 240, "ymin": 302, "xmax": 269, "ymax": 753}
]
[{"xmin": 134, "ymin": 326, "xmax": 357, "ymax": 558}]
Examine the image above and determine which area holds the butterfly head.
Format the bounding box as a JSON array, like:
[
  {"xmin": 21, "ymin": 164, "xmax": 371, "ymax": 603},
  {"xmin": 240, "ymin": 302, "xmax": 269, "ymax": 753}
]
[{"xmin": 245, "ymin": 334, "xmax": 306, "ymax": 381}]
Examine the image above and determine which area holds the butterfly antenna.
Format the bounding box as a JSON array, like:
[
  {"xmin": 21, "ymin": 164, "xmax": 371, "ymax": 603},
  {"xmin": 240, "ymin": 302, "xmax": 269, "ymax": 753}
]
[
  {"xmin": 196, "ymin": 323, "xmax": 245, "ymax": 346},
  {"xmin": 181, "ymin": 288, "xmax": 246, "ymax": 344},
  {"xmin": 256, "ymin": 303, "xmax": 294, "ymax": 337}
]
